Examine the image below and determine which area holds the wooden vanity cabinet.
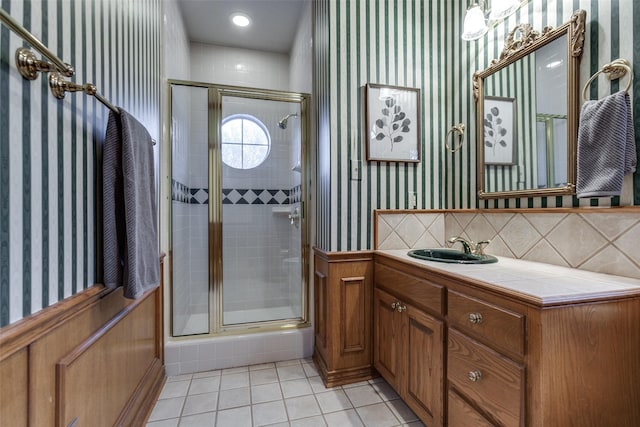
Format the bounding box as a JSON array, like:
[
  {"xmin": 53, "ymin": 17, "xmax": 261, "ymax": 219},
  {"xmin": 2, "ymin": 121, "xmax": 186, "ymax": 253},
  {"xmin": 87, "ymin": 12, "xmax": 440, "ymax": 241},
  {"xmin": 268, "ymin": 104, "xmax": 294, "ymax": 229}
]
[
  {"xmin": 375, "ymin": 253, "xmax": 640, "ymax": 427},
  {"xmin": 373, "ymin": 263, "xmax": 445, "ymax": 427}
]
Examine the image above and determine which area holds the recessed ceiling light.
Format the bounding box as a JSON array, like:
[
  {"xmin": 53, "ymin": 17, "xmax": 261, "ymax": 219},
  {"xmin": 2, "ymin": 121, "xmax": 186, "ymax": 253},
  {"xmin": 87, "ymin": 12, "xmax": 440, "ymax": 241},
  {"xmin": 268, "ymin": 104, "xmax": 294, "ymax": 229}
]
[{"xmin": 231, "ymin": 13, "xmax": 251, "ymax": 28}]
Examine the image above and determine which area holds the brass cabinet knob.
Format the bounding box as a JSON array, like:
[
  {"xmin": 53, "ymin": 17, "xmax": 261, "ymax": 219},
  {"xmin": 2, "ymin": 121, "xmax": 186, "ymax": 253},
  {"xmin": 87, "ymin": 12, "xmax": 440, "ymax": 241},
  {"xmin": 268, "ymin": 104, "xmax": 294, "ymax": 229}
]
[
  {"xmin": 397, "ymin": 304, "xmax": 407, "ymax": 313},
  {"xmin": 467, "ymin": 370, "xmax": 482, "ymax": 382},
  {"xmin": 391, "ymin": 302, "xmax": 398, "ymax": 310},
  {"xmin": 467, "ymin": 312, "xmax": 483, "ymax": 324}
]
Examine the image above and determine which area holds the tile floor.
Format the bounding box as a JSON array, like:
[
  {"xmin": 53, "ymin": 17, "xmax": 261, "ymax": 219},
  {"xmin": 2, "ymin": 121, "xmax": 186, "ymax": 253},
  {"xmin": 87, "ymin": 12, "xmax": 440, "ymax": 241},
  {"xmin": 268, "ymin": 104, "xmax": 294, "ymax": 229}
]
[{"xmin": 147, "ymin": 358, "xmax": 425, "ymax": 427}]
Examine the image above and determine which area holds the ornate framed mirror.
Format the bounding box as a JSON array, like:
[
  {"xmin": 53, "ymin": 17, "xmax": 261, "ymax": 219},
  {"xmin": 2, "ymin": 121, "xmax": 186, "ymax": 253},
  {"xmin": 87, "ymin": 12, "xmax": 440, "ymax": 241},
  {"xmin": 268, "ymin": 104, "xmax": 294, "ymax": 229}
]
[{"xmin": 474, "ymin": 10, "xmax": 586, "ymax": 199}]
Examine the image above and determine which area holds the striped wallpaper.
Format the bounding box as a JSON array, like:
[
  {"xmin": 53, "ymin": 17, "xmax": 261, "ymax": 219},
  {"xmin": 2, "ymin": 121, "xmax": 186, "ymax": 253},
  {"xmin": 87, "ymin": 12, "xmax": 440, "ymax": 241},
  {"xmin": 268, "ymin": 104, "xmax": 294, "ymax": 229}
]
[
  {"xmin": 0, "ymin": 0, "xmax": 161, "ymax": 327},
  {"xmin": 314, "ymin": 0, "xmax": 639, "ymax": 252}
]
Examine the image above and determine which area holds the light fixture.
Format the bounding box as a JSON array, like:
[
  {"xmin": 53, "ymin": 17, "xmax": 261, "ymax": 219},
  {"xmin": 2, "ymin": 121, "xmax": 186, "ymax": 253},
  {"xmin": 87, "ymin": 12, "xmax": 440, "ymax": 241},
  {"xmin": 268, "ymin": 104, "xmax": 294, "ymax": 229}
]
[
  {"xmin": 462, "ymin": 1, "xmax": 522, "ymax": 41},
  {"xmin": 489, "ymin": 0, "xmax": 520, "ymax": 21},
  {"xmin": 231, "ymin": 13, "xmax": 251, "ymax": 28},
  {"xmin": 461, "ymin": 4, "xmax": 488, "ymax": 41}
]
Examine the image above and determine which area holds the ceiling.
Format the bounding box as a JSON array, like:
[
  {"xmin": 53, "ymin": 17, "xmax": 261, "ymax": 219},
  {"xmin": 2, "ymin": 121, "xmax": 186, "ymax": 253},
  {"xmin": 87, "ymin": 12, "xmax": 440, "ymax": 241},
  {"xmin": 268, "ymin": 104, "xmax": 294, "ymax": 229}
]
[{"xmin": 177, "ymin": 0, "xmax": 308, "ymax": 54}]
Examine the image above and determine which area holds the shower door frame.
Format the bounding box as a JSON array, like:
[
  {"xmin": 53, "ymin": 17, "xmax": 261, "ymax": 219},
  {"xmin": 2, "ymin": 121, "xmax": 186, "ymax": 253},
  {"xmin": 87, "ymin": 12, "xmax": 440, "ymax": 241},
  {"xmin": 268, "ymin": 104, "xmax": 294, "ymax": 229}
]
[{"xmin": 168, "ymin": 80, "xmax": 311, "ymax": 337}]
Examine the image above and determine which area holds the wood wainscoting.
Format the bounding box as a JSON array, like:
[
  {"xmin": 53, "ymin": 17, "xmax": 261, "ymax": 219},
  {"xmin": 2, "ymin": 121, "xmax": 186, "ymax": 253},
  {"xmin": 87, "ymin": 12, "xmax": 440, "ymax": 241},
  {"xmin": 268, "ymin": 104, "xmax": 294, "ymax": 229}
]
[
  {"xmin": 0, "ymin": 256, "xmax": 165, "ymax": 427},
  {"xmin": 312, "ymin": 248, "xmax": 376, "ymax": 387}
]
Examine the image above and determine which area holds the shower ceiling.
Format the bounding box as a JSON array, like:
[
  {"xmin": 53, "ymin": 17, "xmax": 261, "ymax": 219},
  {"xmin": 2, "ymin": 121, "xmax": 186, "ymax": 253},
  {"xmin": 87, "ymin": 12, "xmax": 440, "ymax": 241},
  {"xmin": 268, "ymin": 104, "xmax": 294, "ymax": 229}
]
[{"xmin": 177, "ymin": 0, "xmax": 308, "ymax": 53}]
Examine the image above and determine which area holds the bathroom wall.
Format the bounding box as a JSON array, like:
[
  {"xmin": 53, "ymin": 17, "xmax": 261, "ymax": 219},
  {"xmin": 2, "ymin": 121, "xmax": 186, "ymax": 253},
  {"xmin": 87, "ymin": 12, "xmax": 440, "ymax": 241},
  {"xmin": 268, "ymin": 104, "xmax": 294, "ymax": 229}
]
[
  {"xmin": 190, "ymin": 42, "xmax": 290, "ymax": 91},
  {"xmin": 314, "ymin": 0, "xmax": 640, "ymax": 252},
  {"xmin": 0, "ymin": 0, "xmax": 162, "ymax": 327}
]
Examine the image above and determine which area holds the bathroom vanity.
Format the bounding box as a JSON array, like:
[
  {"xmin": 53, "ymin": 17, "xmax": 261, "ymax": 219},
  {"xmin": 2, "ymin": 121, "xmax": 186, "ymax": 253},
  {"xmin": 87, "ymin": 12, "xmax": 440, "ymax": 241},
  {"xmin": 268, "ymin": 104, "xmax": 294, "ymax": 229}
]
[{"xmin": 373, "ymin": 250, "xmax": 640, "ymax": 427}]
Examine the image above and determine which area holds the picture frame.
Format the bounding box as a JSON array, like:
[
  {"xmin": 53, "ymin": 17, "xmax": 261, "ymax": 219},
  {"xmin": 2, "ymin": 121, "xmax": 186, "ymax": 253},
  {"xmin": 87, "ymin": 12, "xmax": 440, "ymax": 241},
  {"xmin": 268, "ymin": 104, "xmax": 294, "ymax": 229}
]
[
  {"xmin": 483, "ymin": 96, "xmax": 517, "ymax": 165},
  {"xmin": 365, "ymin": 83, "xmax": 420, "ymax": 162}
]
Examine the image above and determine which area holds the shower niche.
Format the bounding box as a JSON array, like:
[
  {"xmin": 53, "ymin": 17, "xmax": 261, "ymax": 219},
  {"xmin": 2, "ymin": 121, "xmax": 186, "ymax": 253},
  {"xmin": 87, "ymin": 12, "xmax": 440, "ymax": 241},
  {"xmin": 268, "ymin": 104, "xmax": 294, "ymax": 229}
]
[{"xmin": 169, "ymin": 81, "xmax": 310, "ymax": 337}]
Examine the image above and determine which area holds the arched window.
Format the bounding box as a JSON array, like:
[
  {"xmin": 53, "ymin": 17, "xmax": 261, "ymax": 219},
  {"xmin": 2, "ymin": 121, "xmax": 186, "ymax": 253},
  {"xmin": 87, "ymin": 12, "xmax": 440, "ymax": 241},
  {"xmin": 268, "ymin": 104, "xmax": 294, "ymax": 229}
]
[{"xmin": 221, "ymin": 114, "xmax": 271, "ymax": 169}]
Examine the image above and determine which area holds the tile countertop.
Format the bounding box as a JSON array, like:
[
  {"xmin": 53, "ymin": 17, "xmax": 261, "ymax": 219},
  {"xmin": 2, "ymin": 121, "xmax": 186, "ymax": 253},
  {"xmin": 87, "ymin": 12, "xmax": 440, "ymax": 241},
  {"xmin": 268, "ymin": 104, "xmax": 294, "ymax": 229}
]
[{"xmin": 376, "ymin": 249, "xmax": 640, "ymax": 306}]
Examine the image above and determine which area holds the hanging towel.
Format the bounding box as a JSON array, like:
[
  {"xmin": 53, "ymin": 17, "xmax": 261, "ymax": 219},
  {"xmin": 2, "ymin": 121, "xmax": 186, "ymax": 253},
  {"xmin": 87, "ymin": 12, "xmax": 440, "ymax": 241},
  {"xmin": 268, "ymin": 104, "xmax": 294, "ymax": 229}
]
[
  {"xmin": 103, "ymin": 108, "xmax": 159, "ymax": 299},
  {"xmin": 576, "ymin": 90, "xmax": 637, "ymax": 198}
]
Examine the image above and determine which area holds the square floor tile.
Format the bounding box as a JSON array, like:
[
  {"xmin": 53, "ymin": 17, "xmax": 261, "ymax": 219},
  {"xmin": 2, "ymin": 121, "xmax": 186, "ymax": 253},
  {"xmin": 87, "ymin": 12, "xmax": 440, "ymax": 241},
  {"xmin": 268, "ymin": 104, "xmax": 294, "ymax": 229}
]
[
  {"xmin": 277, "ymin": 364, "xmax": 307, "ymax": 381},
  {"xmin": 177, "ymin": 411, "xmax": 215, "ymax": 427},
  {"xmin": 385, "ymin": 399, "xmax": 418, "ymax": 423},
  {"xmin": 167, "ymin": 374, "xmax": 192, "ymax": 383},
  {"xmin": 250, "ymin": 368, "xmax": 279, "ymax": 385},
  {"xmin": 290, "ymin": 415, "xmax": 327, "ymax": 427},
  {"xmin": 220, "ymin": 372, "xmax": 250, "ymax": 390},
  {"xmin": 251, "ymin": 383, "xmax": 283, "ymax": 404},
  {"xmin": 316, "ymin": 389, "xmax": 353, "ymax": 414},
  {"xmin": 280, "ymin": 378, "xmax": 312, "ymax": 398},
  {"xmin": 302, "ymin": 362, "xmax": 319, "ymax": 377},
  {"xmin": 370, "ymin": 381, "xmax": 400, "ymax": 402},
  {"xmin": 218, "ymin": 387, "xmax": 250, "ymax": 410},
  {"xmin": 160, "ymin": 380, "xmax": 191, "ymax": 399},
  {"xmin": 356, "ymin": 402, "xmax": 400, "ymax": 427},
  {"xmin": 285, "ymin": 395, "xmax": 322, "ymax": 420},
  {"xmin": 182, "ymin": 392, "xmax": 218, "ymax": 416},
  {"xmin": 216, "ymin": 406, "xmax": 252, "ymax": 427},
  {"xmin": 324, "ymin": 409, "xmax": 364, "ymax": 427},
  {"xmin": 344, "ymin": 385, "xmax": 383, "ymax": 407},
  {"xmin": 148, "ymin": 397, "xmax": 185, "ymax": 422},
  {"xmin": 189, "ymin": 377, "xmax": 221, "ymax": 395},
  {"xmin": 252, "ymin": 400, "xmax": 288, "ymax": 426},
  {"xmin": 308, "ymin": 376, "xmax": 330, "ymax": 393}
]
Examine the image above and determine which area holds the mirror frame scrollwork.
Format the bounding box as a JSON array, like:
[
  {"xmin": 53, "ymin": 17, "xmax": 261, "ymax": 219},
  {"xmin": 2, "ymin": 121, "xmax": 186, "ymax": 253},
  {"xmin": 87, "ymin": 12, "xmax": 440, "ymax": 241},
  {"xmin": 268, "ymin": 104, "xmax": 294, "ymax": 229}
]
[{"xmin": 473, "ymin": 9, "xmax": 586, "ymax": 199}]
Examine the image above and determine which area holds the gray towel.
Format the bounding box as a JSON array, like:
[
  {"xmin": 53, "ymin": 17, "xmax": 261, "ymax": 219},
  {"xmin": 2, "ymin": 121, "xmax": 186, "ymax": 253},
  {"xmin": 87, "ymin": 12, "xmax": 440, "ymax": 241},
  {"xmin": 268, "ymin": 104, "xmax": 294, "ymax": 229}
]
[
  {"xmin": 103, "ymin": 109, "xmax": 159, "ymax": 299},
  {"xmin": 576, "ymin": 90, "xmax": 637, "ymax": 198}
]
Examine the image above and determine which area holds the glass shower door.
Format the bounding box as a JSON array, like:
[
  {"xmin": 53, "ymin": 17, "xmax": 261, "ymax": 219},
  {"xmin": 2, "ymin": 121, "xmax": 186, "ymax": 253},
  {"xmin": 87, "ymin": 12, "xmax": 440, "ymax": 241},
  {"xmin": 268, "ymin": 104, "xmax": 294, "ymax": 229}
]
[
  {"xmin": 170, "ymin": 84, "xmax": 210, "ymax": 336},
  {"xmin": 220, "ymin": 95, "xmax": 303, "ymax": 326}
]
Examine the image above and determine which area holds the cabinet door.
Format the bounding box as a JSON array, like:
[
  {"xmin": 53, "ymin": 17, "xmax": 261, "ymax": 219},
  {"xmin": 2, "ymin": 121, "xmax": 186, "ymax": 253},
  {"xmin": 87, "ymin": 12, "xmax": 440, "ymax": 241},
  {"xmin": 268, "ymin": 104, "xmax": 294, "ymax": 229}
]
[
  {"xmin": 448, "ymin": 389, "xmax": 495, "ymax": 427},
  {"xmin": 403, "ymin": 303, "xmax": 444, "ymax": 427},
  {"xmin": 373, "ymin": 288, "xmax": 401, "ymax": 389}
]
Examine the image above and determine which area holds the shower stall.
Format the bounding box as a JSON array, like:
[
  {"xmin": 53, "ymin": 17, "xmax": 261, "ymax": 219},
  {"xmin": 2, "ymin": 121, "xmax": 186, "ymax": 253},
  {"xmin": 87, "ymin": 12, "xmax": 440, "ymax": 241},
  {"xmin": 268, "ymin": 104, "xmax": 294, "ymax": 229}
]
[{"xmin": 169, "ymin": 81, "xmax": 310, "ymax": 341}]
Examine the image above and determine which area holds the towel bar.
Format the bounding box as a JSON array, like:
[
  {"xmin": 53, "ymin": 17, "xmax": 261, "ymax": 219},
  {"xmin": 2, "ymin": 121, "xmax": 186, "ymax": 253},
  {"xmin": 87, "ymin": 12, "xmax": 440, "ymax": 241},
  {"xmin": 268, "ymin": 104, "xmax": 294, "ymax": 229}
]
[{"xmin": 582, "ymin": 58, "xmax": 633, "ymax": 102}]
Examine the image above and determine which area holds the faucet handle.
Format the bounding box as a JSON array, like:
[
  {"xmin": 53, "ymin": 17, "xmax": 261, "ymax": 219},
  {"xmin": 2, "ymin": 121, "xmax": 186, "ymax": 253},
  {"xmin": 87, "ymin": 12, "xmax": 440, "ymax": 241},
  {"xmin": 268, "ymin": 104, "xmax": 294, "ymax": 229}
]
[{"xmin": 475, "ymin": 240, "xmax": 491, "ymax": 255}]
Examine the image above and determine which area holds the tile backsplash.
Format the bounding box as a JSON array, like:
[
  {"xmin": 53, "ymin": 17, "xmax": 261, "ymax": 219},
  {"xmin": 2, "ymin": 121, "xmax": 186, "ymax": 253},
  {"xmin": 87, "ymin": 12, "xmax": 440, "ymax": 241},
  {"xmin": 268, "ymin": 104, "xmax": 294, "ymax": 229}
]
[{"xmin": 376, "ymin": 209, "xmax": 640, "ymax": 280}]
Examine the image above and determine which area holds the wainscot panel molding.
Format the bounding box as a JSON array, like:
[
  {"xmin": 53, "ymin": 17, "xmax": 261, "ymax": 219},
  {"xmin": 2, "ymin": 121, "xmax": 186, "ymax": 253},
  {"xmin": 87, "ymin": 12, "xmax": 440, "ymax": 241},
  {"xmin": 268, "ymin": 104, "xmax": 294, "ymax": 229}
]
[
  {"xmin": 312, "ymin": 247, "xmax": 375, "ymax": 387},
  {"xmin": 375, "ymin": 208, "xmax": 640, "ymax": 280},
  {"xmin": 0, "ymin": 257, "xmax": 165, "ymax": 426}
]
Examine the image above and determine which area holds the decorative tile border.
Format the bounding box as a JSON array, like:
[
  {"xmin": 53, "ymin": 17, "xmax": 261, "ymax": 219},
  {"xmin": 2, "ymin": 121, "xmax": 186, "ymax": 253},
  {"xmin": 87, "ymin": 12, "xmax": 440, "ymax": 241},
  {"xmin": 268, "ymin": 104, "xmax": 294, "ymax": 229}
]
[{"xmin": 172, "ymin": 179, "xmax": 300, "ymax": 206}]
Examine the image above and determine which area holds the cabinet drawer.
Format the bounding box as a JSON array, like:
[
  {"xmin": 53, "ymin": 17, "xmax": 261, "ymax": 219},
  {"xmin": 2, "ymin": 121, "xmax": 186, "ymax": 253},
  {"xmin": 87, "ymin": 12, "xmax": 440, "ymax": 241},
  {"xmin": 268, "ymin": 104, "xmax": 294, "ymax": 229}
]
[
  {"xmin": 448, "ymin": 389, "xmax": 495, "ymax": 427},
  {"xmin": 374, "ymin": 263, "xmax": 443, "ymax": 316},
  {"xmin": 448, "ymin": 329, "xmax": 524, "ymax": 427},
  {"xmin": 448, "ymin": 290, "xmax": 525, "ymax": 357}
]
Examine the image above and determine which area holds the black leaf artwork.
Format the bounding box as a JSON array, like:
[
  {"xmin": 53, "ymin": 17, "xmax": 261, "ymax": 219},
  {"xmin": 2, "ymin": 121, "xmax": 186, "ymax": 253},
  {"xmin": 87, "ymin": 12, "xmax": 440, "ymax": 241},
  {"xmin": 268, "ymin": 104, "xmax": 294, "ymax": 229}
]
[
  {"xmin": 373, "ymin": 96, "xmax": 412, "ymax": 151},
  {"xmin": 484, "ymin": 106, "xmax": 509, "ymax": 157}
]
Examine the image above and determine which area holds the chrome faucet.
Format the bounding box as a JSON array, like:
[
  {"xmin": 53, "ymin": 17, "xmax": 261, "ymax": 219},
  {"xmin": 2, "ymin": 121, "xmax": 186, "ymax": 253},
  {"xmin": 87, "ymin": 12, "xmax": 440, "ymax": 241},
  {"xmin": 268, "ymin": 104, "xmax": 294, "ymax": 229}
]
[{"xmin": 447, "ymin": 237, "xmax": 491, "ymax": 256}]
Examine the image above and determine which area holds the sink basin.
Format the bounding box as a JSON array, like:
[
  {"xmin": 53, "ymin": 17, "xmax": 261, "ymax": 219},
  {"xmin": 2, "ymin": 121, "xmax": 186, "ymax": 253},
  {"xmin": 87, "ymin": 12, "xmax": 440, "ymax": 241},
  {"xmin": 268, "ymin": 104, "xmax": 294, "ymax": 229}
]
[{"xmin": 407, "ymin": 248, "xmax": 498, "ymax": 264}]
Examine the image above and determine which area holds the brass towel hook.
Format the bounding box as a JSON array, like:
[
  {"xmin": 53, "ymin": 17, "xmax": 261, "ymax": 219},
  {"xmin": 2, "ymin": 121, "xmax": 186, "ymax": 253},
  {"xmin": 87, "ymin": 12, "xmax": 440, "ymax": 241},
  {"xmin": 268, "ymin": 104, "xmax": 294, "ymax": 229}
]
[{"xmin": 445, "ymin": 123, "xmax": 465, "ymax": 153}]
